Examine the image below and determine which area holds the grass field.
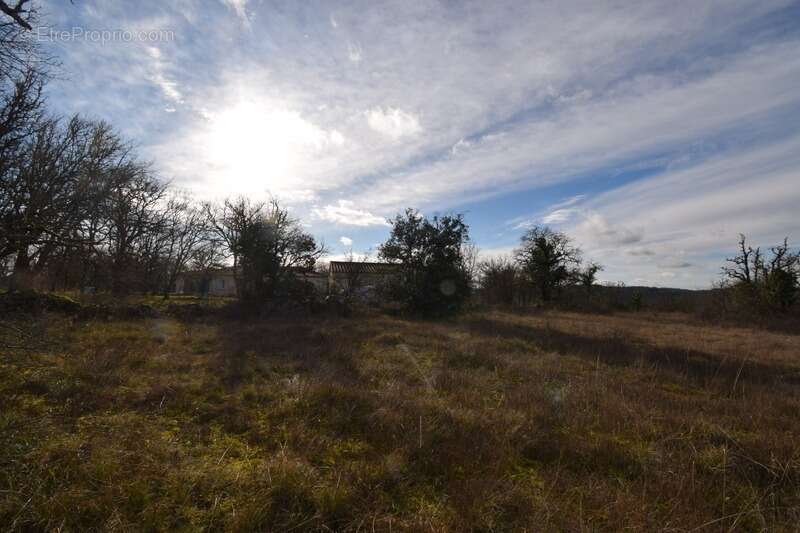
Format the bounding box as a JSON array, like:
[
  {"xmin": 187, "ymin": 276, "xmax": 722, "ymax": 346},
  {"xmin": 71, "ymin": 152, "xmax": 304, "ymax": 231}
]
[{"xmin": 1, "ymin": 304, "xmax": 799, "ymax": 531}]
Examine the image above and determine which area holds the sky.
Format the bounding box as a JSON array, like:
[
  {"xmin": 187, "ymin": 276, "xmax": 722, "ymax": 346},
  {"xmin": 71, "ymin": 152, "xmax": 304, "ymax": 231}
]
[{"xmin": 34, "ymin": 0, "xmax": 800, "ymax": 289}]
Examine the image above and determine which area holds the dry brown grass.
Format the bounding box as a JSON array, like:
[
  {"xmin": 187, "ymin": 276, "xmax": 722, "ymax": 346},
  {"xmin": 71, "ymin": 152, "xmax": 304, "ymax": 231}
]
[{"xmin": 1, "ymin": 306, "xmax": 799, "ymax": 531}]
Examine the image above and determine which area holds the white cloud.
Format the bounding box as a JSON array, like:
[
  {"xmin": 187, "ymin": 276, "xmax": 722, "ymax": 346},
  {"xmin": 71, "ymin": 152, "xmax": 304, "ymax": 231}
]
[
  {"xmin": 145, "ymin": 46, "xmax": 183, "ymax": 104},
  {"xmin": 510, "ymin": 195, "xmax": 587, "ymax": 229},
  {"xmin": 574, "ymin": 212, "xmax": 644, "ymax": 246},
  {"xmin": 351, "ymin": 37, "xmax": 800, "ymax": 212},
  {"xmin": 553, "ymin": 195, "xmax": 586, "ymax": 209},
  {"xmin": 41, "ymin": 0, "xmax": 800, "ymax": 288},
  {"xmin": 366, "ymin": 107, "xmax": 422, "ymax": 139},
  {"xmin": 152, "ymin": 75, "xmax": 183, "ymax": 103},
  {"xmin": 329, "ymin": 130, "xmax": 345, "ymax": 146},
  {"xmin": 477, "ymin": 245, "xmax": 517, "ymax": 261},
  {"xmin": 339, "ymin": 236, "xmax": 353, "ymax": 246},
  {"xmin": 541, "ymin": 209, "xmax": 577, "ymax": 225},
  {"xmin": 131, "ymin": 2, "xmax": 799, "ymax": 225},
  {"xmin": 312, "ymin": 201, "xmax": 389, "ymax": 227},
  {"xmin": 565, "ymin": 136, "xmax": 800, "ymax": 288},
  {"xmin": 221, "ymin": 0, "xmax": 251, "ymax": 26},
  {"xmin": 451, "ymin": 138, "xmax": 472, "ymax": 155}
]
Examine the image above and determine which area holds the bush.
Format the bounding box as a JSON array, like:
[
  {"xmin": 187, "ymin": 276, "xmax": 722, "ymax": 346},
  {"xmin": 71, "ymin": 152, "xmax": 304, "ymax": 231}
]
[
  {"xmin": 763, "ymin": 268, "xmax": 797, "ymax": 311},
  {"xmin": 478, "ymin": 257, "xmax": 519, "ymax": 306},
  {"xmin": 0, "ymin": 290, "xmax": 81, "ymax": 315}
]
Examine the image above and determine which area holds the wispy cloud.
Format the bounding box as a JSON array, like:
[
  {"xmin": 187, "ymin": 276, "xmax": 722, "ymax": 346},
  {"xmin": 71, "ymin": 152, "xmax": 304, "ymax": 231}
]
[
  {"xmin": 145, "ymin": 45, "xmax": 183, "ymax": 105},
  {"xmin": 220, "ymin": 0, "xmax": 251, "ymax": 27},
  {"xmin": 566, "ymin": 136, "xmax": 800, "ymax": 287},
  {"xmin": 574, "ymin": 212, "xmax": 644, "ymax": 246},
  {"xmin": 540, "ymin": 209, "xmax": 575, "ymax": 224},
  {"xmin": 39, "ymin": 0, "xmax": 800, "ymax": 288},
  {"xmin": 366, "ymin": 107, "xmax": 421, "ymax": 140},
  {"xmin": 312, "ymin": 201, "xmax": 389, "ymax": 227},
  {"xmin": 510, "ymin": 195, "xmax": 586, "ymax": 229}
]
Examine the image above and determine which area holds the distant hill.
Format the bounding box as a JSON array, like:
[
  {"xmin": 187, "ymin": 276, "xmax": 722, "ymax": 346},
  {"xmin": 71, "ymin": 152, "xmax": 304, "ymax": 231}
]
[{"xmin": 561, "ymin": 284, "xmax": 715, "ymax": 312}]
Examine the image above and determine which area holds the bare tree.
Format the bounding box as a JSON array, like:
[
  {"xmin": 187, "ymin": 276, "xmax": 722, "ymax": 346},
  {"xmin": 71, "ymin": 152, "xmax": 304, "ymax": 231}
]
[
  {"xmin": 0, "ymin": 67, "xmax": 42, "ymax": 269},
  {"xmin": 461, "ymin": 242, "xmax": 480, "ymax": 286},
  {"xmin": 0, "ymin": 68, "xmax": 42, "ymax": 174},
  {"xmin": 722, "ymin": 234, "xmax": 763, "ymax": 285},
  {"xmin": 767, "ymin": 238, "xmax": 799, "ymax": 273},
  {"xmin": 0, "ymin": 57, "xmax": 186, "ymax": 295},
  {"xmin": 0, "ymin": 0, "xmax": 33, "ymax": 30},
  {"xmin": 205, "ymin": 196, "xmax": 265, "ymax": 298},
  {"xmin": 133, "ymin": 207, "xmax": 171, "ymax": 293},
  {"xmin": 2, "ymin": 115, "xmax": 98, "ymax": 289},
  {"xmin": 479, "ymin": 256, "xmax": 519, "ymax": 306},
  {"xmin": 207, "ymin": 197, "xmax": 325, "ymax": 302},
  {"xmin": 104, "ymin": 165, "xmax": 167, "ymax": 295},
  {"xmin": 70, "ymin": 122, "xmax": 137, "ymax": 292},
  {"xmin": 188, "ymin": 236, "xmax": 225, "ymax": 297},
  {"xmin": 159, "ymin": 194, "xmax": 208, "ymax": 298},
  {"xmin": 721, "ymin": 234, "xmax": 799, "ymax": 311},
  {"xmin": 1, "ymin": 1, "xmax": 55, "ymax": 82}
]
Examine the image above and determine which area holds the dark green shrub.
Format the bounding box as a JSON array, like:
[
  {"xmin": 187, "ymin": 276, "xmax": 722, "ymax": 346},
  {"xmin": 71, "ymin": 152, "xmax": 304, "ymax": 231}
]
[{"xmin": 379, "ymin": 209, "xmax": 472, "ymax": 316}]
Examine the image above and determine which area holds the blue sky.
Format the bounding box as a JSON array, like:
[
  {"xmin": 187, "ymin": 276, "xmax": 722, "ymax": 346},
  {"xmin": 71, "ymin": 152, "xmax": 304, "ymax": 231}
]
[{"xmin": 35, "ymin": 0, "xmax": 800, "ymax": 288}]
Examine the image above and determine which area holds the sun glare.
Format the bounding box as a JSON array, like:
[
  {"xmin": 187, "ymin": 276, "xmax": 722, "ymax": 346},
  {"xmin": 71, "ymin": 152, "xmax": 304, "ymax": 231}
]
[{"xmin": 203, "ymin": 101, "xmax": 334, "ymax": 195}]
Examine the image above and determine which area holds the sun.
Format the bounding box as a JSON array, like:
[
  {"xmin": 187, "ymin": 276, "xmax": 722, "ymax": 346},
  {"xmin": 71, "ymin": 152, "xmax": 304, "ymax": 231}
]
[{"xmin": 202, "ymin": 100, "xmax": 333, "ymax": 196}]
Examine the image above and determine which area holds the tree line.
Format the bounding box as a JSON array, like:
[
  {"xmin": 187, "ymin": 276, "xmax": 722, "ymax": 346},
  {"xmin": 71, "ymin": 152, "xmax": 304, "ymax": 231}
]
[
  {"xmin": 372, "ymin": 211, "xmax": 608, "ymax": 316},
  {"xmin": 2, "ymin": 4, "xmax": 797, "ymax": 317},
  {"xmin": 5, "ymin": 55, "xmax": 792, "ymax": 314},
  {"xmin": 0, "ymin": 84, "xmax": 324, "ymax": 299},
  {"xmin": 0, "ymin": 3, "xmax": 601, "ymax": 313},
  {"xmin": 1, "ymin": 5, "xmax": 328, "ymax": 299},
  {"xmin": 0, "ymin": 70, "xmax": 205, "ymax": 295}
]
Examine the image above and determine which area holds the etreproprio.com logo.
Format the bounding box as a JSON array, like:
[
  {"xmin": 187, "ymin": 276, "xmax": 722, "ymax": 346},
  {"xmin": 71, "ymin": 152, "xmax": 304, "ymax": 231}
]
[{"xmin": 35, "ymin": 26, "xmax": 175, "ymax": 44}]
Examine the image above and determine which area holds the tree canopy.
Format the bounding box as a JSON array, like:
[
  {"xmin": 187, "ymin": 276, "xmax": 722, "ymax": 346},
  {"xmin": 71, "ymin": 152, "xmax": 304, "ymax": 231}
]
[
  {"xmin": 379, "ymin": 208, "xmax": 472, "ymax": 315},
  {"xmin": 515, "ymin": 225, "xmax": 581, "ymax": 302}
]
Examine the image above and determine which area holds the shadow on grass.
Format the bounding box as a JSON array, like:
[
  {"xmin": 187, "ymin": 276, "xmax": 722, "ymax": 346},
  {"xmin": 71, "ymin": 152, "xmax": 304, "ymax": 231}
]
[
  {"xmin": 465, "ymin": 317, "xmax": 800, "ymax": 388},
  {"xmin": 212, "ymin": 317, "xmax": 364, "ymax": 389}
]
